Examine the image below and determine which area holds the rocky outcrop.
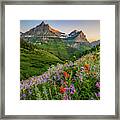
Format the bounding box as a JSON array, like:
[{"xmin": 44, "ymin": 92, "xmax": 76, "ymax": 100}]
[
  {"xmin": 67, "ymin": 30, "xmax": 89, "ymax": 43},
  {"xmin": 21, "ymin": 21, "xmax": 66, "ymax": 39},
  {"xmin": 90, "ymin": 40, "xmax": 100, "ymax": 47}
]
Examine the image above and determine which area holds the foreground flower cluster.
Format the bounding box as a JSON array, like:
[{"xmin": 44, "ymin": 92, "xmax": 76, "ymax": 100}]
[{"xmin": 20, "ymin": 52, "xmax": 100, "ymax": 100}]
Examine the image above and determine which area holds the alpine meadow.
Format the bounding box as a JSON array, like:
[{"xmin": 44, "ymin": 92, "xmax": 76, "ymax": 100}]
[{"xmin": 20, "ymin": 20, "xmax": 100, "ymax": 100}]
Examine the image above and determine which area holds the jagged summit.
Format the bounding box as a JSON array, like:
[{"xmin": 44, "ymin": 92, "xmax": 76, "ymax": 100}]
[
  {"xmin": 40, "ymin": 21, "xmax": 45, "ymax": 26},
  {"xmin": 21, "ymin": 21, "xmax": 65, "ymax": 39},
  {"xmin": 67, "ymin": 29, "xmax": 88, "ymax": 43},
  {"xmin": 69, "ymin": 30, "xmax": 79, "ymax": 37},
  {"xmin": 21, "ymin": 21, "xmax": 89, "ymax": 43}
]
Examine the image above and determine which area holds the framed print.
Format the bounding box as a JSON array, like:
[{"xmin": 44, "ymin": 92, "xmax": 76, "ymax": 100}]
[{"xmin": 0, "ymin": 0, "xmax": 119, "ymax": 119}]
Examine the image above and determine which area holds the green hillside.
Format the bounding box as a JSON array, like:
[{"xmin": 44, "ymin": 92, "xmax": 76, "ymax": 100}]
[
  {"xmin": 36, "ymin": 39, "xmax": 72, "ymax": 61},
  {"xmin": 20, "ymin": 39, "xmax": 99, "ymax": 80},
  {"xmin": 20, "ymin": 41, "xmax": 63, "ymax": 80},
  {"xmin": 35, "ymin": 39, "xmax": 93, "ymax": 61}
]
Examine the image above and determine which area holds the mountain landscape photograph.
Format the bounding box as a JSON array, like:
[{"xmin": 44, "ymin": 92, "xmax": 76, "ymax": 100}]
[{"xmin": 20, "ymin": 20, "xmax": 100, "ymax": 100}]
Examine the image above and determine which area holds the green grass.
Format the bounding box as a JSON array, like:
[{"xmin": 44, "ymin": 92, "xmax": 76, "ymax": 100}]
[
  {"xmin": 35, "ymin": 40, "xmax": 93, "ymax": 61},
  {"xmin": 36, "ymin": 39, "xmax": 71, "ymax": 61},
  {"xmin": 20, "ymin": 47, "xmax": 63, "ymax": 80}
]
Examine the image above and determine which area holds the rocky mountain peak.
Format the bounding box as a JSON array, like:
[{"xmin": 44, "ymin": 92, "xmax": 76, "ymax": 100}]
[
  {"xmin": 40, "ymin": 21, "xmax": 45, "ymax": 26},
  {"xmin": 21, "ymin": 21, "xmax": 65, "ymax": 38},
  {"xmin": 21, "ymin": 21, "xmax": 89, "ymax": 43},
  {"xmin": 67, "ymin": 29, "xmax": 88, "ymax": 43},
  {"xmin": 69, "ymin": 30, "xmax": 79, "ymax": 37}
]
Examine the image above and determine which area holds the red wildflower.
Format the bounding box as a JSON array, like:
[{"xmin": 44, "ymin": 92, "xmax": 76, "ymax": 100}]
[
  {"xmin": 63, "ymin": 72, "xmax": 70, "ymax": 79},
  {"xmin": 60, "ymin": 86, "xmax": 66, "ymax": 94},
  {"xmin": 84, "ymin": 64, "xmax": 90, "ymax": 72}
]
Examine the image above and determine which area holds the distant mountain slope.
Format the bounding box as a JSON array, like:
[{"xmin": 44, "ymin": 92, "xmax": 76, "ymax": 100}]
[
  {"xmin": 66, "ymin": 30, "xmax": 89, "ymax": 44},
  {"xmin": 20, "ymin": 40, "xmax": 63, "ymax": 80},
  {"xmin": 90, "ymin": 40, "xmax": 100, "ymax": 47}
]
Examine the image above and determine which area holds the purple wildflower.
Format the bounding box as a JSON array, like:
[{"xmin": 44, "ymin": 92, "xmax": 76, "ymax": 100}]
[
  {"xmin": 65, "ymin": 86, "xmax": 69, "ymax": 93},
  {"xmin": 96, "ymin": 82, "xmax": 100, "ymax": 88},
  {"xmin": 22, "ymin": 93, "xmax": 26, "ymax": 98},
  {"xmin": 25, "ymin": 84, "xmax": 30, "ymax": 89},
  {"xmin": 70, "ymin": 84, "xmax": 76, "ymax": 94},
  {"xmin": 28, "ymin": 90, "xmax": 32, "ymax": 95},
  {"xmin": 61, "ymin": 80, "xmax": 64, "ymax": 84},
  {"xmin": 63, "ymin": 94, "xmax": 69, "ymax": 100},
  {"xmin": 95, "ymin": 92, "xmax": 100, "ymax": 97},
  {"xmin": 20, "ymin": 84, "xmax": 24, "ymax": 90}
]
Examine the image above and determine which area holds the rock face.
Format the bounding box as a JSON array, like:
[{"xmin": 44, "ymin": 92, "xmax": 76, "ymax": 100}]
[
  {"xmin": 67, "ymin": 30, "xmax": 89, "ymax": 44},
  {"xmin": 21, "ymin": 21, "xmax": 66, "ymax": 39},
  {"xmin": 20, "ymin": 32, "xmax": 23, "ymax": 36},
  {"xmin": 90, "ymin": 40, "xmax": 100, "ymax": 47},
  {"xmin": 68, "ymin": 30, "xmax": 79, "ymax": 37}
]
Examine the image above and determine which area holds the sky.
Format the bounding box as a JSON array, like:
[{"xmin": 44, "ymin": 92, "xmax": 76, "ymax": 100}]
[{"xmin": 20, "ymin": 20, "xmax": 100, "ymax": 42}]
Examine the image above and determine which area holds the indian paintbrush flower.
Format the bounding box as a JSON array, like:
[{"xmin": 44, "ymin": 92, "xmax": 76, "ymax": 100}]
[
  {"xmin": 60, "ymin": 86, "xmax": 66, "ymax": 94},
  {"xmin": 63, "ymin": 71, "xmax": 70, "ymax": 79},
  {"xmin": 84, "ymin": 64, "xmax": 90, "ymax": 72}
]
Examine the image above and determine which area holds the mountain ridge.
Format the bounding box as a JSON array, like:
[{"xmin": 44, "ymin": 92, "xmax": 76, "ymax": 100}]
[
  {"xmin": 21, "ymin": 21, "xmax": 91, "ymax": 43},
  {"xmin": 21, "ymin": 21, "xmax": 66, "ymax": 38}
]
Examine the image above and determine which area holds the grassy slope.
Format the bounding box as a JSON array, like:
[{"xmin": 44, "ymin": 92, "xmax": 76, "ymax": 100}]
[
  {"xmin": 36, "ymin": 40, "xmax": 92, "ymax": 61},
  {"xmin": 36, "ymin": 40, "xmax": 71, "ymax": 61},
  {"xmin": 26, "ymin": 37, "xmax": 71, "ymax": 60},
  {"xmin": 20, "ymin": 48, "xmax": 63, "ymax": 80}
]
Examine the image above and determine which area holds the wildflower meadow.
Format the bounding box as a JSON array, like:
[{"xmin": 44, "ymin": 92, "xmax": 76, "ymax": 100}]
[{"xmin": 20, "ymin": 50, "xmax": 100, "ymax": 100}]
